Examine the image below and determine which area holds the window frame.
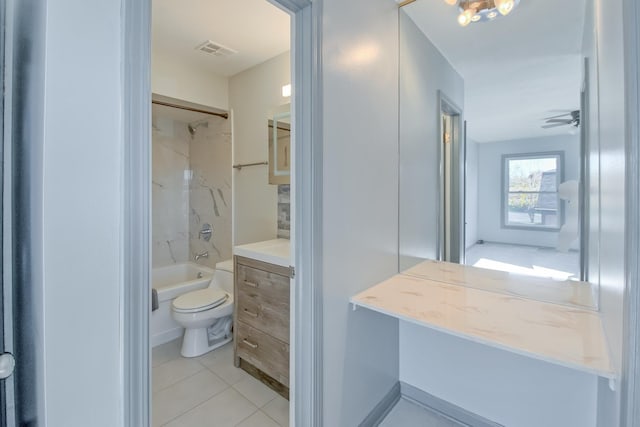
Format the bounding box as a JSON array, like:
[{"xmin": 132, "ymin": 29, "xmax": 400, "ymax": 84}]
[{"xmin": 501, "ymin": 151, "xmax": 565, "ymax": 231}]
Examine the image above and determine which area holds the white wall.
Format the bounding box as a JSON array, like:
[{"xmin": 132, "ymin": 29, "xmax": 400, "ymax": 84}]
[
  {"xmin": 589, "ymin": 0, "xmax": 626, "ymax": 424},
  {"xmin": 41, "ymin": 0, "xmax": 123, "ymax": 425},
  {"xmin": 229, "ymin": 52, "xmax": 290, "ymax": 245},
  {"xmin": 399, "ymin": 10, "xmax": 465, "ymax": 271},
  {"xmin": 321, "ymin": 0, "xmax": 400, "ymax": 424},
  {"xmin": 465, "ymin": 138, "xmax": 479, "ymax": 249},
  {"xmin": 476, "ymin": 134, "xmax": 580, "ymax": 248},
  {"xmin": 400, "ymin": 323, "xmax": 598, "ymax": 427},
  {"xmin": 152, "ymin": 50, "xmax": 229, "ymax": 110}
]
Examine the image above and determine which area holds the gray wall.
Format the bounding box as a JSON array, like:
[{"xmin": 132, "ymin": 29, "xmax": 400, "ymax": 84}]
[
  {"xmin": 476, "ymin": 135, "xmax": 580, "ymax": 248},
  {"xmin": 322, "ymin": 0, "xmax": 400, "ymax": 424},
  {"xmin": 587, "ymin": 0, "xmax": 627, "ymax": 424},
  {"xmin": 399, "ymin": 10, "xmax": 465, "ymax": 271},
  {"xmin": 39, "ymin": 0, "xmax": 125, "ymax": 425},
  {"xmin": 465, "ymin": 139, "xmax": 479, "ymax": 249},
  {"xmin": 400, "ymin": 323, "xmax": 598, "ymax": 427}
]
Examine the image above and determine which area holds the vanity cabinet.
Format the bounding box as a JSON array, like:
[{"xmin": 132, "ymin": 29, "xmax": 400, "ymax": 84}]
[{"xmin": 233, "ymin": 256, "xmax": 290, "ymax": 397}]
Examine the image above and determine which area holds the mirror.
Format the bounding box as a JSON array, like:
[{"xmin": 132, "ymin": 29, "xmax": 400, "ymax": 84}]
[
  {"xmin": 399, "ymin": 0, "xmax": 599, "ymax": 308},
  {"xmin": 268, "ymin": 106, "xmax": 291, "ymax": 185}
]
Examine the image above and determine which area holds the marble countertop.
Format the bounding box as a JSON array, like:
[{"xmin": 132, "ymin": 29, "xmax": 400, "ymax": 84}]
[
  {"xmin": 404, "ymin": 259, "xmax": 597, "ymax": 309},
  {"xmin": 233, "ymin": 239, "xmax": 290, "ymax": 267},
  {"xmin": 351, "ymin": 273, "xmax": 614, "ymax": 378}
]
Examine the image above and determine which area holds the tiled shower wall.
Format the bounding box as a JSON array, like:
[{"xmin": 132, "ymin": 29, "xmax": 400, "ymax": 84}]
[
  {"xmin": 188, "ymin": 117, "xmax": 232, "ymax": 268},
  {"xmin": 152, "ymin": 109, "xmax": 232, "ymax": 269}
]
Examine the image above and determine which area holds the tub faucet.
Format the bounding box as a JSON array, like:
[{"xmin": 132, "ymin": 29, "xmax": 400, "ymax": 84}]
[{"xmin": 194, "ymin": 251, "xmax": 208, "ymax": 261}]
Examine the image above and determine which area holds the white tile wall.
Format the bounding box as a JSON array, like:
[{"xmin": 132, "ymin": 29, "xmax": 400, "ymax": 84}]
[{"xmin": 152, "ymin": 108, "xmax": 232, "ymax": 268}]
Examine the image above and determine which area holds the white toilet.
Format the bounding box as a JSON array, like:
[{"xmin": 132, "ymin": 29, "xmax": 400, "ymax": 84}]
[{"xmin": 172, "ymin": 260, "xmax": 234, "ymax": 357}]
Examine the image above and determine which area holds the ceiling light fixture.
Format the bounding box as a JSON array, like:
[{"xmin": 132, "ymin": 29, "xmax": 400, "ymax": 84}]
[{"xmin": 444, "ymin": 0, "xmax": 520, "ymax": 26}]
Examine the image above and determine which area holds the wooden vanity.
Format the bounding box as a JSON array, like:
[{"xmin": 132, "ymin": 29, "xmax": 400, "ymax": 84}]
[{"xmin": 233, "ymin": 239, "xmax": 291, "ymax": 399}]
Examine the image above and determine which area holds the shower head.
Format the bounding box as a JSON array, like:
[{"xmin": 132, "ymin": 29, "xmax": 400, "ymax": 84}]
[{"xmin": 187, "ymin": 120, "xmax": 209, "ymax": 136}]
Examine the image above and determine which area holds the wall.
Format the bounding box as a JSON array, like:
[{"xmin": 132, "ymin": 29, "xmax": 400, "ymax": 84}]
[
  {"xmin": 589, "ymin": 0, "xmax": 627, "ymax": 424},
  {"xmin": 476, "ymin": 134, "xmax": 580, "ymax": 248},
  {"xmin": 465, "ymin": 138, "xmax": 479, "ymax": 249},
  {"xmin": 40, "ymin": 0, "xmax": 123, "ymax": 425},
  {"xmin": 152, "ymin": 50, "xmax": 229, "ymax": 110},
  {"xmin": 229, "ymin": 52, "xmax": 290, "ymax": 245},
  {"xmin": 152, "ymin": 115, "xmax": 191, "ymax": 266},
  {"xmin": 321, "ymin": 0, "xmax": 400, "ymax": 424},
  {"xmin": 188, "ymin": 115, "xmax": 233, "ymax": 268},
  {"xmin": 399, "ymin": 10, "xmax": 465, "ymax": 271},
  {"xmin": 400, "ymin": 324, "xmax": 598, "ymax": 427},
  {"xmin": 151, "ymin": 110, "xmax": 232, "ymax": 269}
]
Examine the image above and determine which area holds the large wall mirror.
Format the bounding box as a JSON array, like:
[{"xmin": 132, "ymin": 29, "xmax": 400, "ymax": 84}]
[{"xmin": 399, "ymin": 0, "xmax": 600, "ymax": 308}]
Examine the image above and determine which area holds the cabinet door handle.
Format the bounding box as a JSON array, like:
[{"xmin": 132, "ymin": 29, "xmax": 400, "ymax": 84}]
[
  {"xmin": 242, "ymin": 339, "xmax": 258, "ymax": 349},
  {"xmin": 243, "ymin": 309, "xmax": 258, "ymax": 318},
  {"xmin": 243, "ymin": 280, "xmax": 259, "ymax": 288}
]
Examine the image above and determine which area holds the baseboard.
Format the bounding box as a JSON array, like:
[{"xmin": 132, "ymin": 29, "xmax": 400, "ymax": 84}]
[
  {"xmin": 359, "ymin": 382, "xmax": 401, "ymax": 427},
  {"xmin": 151, "ymin": 327, "xmax": 183, "ymax": 347},
  {"xmin": 400, "ymin": 382, "xmax": 504, "ymax": 427}
]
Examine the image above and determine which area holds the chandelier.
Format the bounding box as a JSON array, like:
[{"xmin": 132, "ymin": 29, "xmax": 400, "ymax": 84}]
[{"xmin": 443, "ymin": 0, "xmax": 520, "ymax": 27}]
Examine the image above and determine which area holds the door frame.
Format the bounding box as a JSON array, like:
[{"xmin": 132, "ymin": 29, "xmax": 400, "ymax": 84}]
[
  {"xmin": 622, "ymin": 0, "xmax": 640, "ymax": 424},
  {"xmin": 121, "ymin": 0, "xmax": 324, "ymax": 426},
  {"xmin": 437, "ymin": 90, "xmax": 464, "ymax": 264}
]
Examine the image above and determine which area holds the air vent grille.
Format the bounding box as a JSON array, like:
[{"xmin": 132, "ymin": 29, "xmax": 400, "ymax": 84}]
[{"xmin": 195, "ymin": 40, "xmax": 237, "ymax": 57}]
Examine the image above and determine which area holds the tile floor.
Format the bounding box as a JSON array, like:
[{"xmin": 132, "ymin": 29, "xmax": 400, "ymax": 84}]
[
  {"xmin": 465, "ymin": 242, "xmax": 580, "ymax": 280},
  {"xmin": 380, "ymin": 398, "xmax": 467, "ymax": 427},
  {"xmin": 152, "ymin": 339, "xmax": 289, "ymax": 427}
]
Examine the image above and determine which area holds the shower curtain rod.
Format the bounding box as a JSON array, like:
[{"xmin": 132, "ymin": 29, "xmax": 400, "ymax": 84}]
[{"xmin": 152, "ymin": 100, "xmax": 229, "ymax": 119}]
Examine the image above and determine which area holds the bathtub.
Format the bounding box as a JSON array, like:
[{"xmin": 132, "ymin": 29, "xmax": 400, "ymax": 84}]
[{"xmin": 151, "ymin": 262, "xmax": 214, "ymax": 347}]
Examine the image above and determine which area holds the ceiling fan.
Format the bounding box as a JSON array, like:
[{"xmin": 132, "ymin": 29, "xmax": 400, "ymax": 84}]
[{"xmin": 541, "ymin": 110, "xmax": 580, "ymax": 129}]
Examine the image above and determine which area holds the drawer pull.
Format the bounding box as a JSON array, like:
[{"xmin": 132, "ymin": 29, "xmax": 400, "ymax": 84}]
[
  {"xmin": 243, "ymin": 308, "xmax": 259, "ymax": 318},
  {"xmin": 242, "ymin": 339, "xmax": 258, "ymax": 349},
  {"xmin": 243, "ymin": 280, "xmax": 259, "ymax": 288}
]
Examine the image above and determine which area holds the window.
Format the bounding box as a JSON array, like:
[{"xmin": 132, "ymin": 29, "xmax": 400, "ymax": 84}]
[{"xmin": 503, "ymin": 153, "xmax": 563, "ymax": 229}]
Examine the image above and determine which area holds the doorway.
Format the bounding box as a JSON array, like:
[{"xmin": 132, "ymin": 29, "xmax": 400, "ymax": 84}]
[
  {"xmin": 123, "ymin": 0, "xmax": 321, "ymax": 426},
  {"xmin": 438, "ymin": 92, "xmax": 464, "ymax": 264}
]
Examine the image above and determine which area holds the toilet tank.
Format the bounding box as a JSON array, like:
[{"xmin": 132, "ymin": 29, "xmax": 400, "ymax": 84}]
[{"xmin": 213, "ymin": 260, "xmax": 234, "ymax": 294}]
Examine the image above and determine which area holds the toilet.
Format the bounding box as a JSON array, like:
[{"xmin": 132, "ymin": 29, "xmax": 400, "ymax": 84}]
[{"xmin": 172, "ymin": 260, "xmax": 234, "ymax": 357}]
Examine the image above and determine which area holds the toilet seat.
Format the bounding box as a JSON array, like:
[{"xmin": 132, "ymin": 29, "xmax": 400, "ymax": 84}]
[{"xmin": 172, "ymin": 289, "xmax": 228, "ymax": 313}]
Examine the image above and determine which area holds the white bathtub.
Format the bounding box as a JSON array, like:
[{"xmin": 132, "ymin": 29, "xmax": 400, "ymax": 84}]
[{"xmin": 151, "ymin": 262, "xmax": 214, "ymax": 347}]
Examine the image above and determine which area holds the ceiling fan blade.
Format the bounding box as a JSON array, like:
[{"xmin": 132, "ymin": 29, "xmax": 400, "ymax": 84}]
[
  {"xmin": 542, "ymin": 123, "xmax": 567, "ymax": 129},
  {"xmin": 547, "ymin": 109, "xmax": 574, "ymax": 113},
  {"xmin": 545, "ymin": 119, "xmax": 572, "ymax": 123}
]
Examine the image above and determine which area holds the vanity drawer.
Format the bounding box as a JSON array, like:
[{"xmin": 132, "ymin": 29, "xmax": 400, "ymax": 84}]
[
  {"xmin": 237, "ymin": 289, "xmax": 289, "ymax": 343},
  {"xmin": 236, "ymin": 321, "xmax": 289, "ymax": 385},
  {"xmin": 236, "ymin": 263, "xmax": 289, "ymax": 302}
]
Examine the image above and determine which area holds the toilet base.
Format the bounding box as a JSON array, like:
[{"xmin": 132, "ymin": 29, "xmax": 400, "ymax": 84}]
[{"xmin": 180, "ymin": 326, "xmax": 233, "ymax": 358}]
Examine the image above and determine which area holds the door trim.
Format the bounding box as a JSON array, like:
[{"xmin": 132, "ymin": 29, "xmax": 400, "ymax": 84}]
[
  {"xmin": 122, "ymin": 0, "xmax": 151, "ymax": 425},
  {"xmin": 622, "ymin": 0, "xmax": 640, "ymax": 424}
]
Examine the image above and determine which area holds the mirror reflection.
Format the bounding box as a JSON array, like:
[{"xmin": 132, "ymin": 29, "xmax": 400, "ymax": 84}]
[{"xmin": 399, "ymin": 0, "xmax": 598, "ymax": 308}]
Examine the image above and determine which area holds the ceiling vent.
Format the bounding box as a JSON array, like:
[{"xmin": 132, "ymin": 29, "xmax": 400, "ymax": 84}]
[{"xmin": 195, "ymin": 40, "xmax": 237, "ymax": 57}]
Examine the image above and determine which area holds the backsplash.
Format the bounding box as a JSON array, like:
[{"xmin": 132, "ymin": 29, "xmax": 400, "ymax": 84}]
[
  {"xmin": 152, "ymin": 108, "xmax": 232, "ymax": 269},
  {"xmin": 278, "ymin": 184, "xmax": 290, "ymax": 239}
]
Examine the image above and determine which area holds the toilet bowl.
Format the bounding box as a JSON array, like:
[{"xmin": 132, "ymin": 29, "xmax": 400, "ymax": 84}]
[{"xmin": 172, "ymin": 260, "xmax": 234, "ymax": 357}]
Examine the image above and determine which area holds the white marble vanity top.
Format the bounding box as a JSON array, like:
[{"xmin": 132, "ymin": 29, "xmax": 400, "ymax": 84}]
[
  {"xmin": 405, "ymin": 259, "xmax": 597, "ymax": 309},
  {"xmin": 351, "ymin": 272, "xmax": 614, "ymax": 379},
  {"xmin": 233, "ymin": 239, "xmax": 290, "ymax": 267}
]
